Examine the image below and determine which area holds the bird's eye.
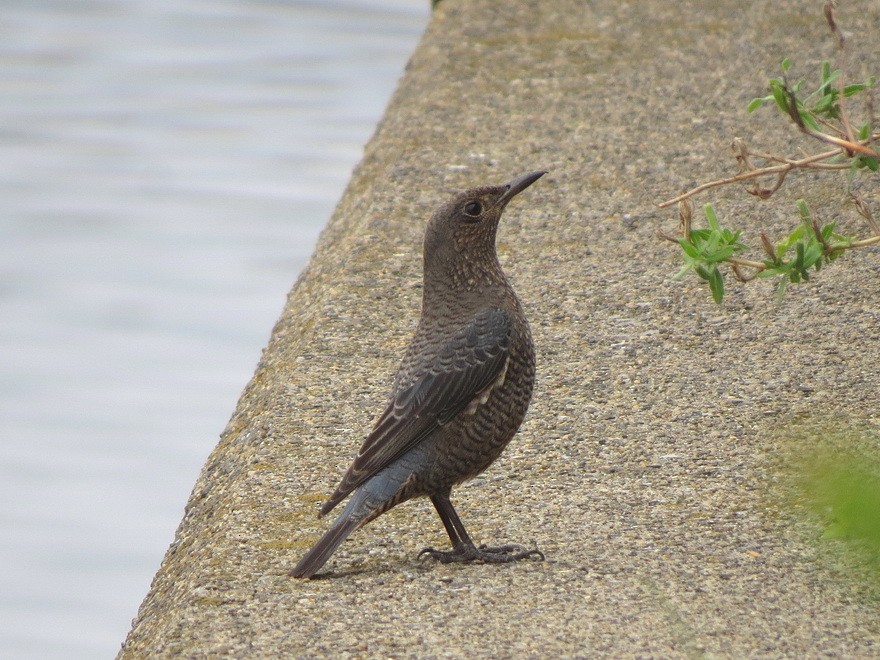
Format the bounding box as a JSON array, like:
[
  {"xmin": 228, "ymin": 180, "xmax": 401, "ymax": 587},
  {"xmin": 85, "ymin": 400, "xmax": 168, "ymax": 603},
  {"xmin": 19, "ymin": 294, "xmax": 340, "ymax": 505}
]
[{"xmin": 463, "ymin": 201, "xmax": 482, "ymax": 219}]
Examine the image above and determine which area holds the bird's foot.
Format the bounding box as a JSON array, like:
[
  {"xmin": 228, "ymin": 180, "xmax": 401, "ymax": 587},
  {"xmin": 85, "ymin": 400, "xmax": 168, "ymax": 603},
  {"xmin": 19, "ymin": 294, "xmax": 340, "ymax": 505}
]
[{"xmin": 418, "ymin": 542, "xmax": 544, "ymax": 564}]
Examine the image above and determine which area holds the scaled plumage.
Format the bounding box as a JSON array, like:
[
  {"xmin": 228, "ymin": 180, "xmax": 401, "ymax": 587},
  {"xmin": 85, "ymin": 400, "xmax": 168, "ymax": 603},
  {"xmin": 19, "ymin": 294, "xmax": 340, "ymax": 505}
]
[{"xmin": 291, "ymin": 171, "xmax": 546, "ymax": 578}]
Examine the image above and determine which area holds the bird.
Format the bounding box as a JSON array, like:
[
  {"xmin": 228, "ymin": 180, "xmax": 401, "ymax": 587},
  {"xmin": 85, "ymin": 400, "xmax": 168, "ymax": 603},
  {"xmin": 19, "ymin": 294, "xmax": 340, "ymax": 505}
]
[{"xmin": 291, "ymin": 170, "xmax": 546, "ymax": 578}]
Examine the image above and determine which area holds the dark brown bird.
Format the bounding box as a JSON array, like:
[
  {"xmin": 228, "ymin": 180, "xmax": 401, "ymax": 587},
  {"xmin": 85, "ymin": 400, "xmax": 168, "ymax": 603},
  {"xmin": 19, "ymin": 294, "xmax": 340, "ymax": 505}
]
[{"xmin": 291, "ymin": 170, "xmax": 546, "ymax": 578}]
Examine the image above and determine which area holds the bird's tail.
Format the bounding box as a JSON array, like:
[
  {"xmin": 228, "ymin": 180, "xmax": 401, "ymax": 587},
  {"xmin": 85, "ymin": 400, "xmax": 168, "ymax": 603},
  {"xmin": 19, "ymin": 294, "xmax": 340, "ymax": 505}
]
[
  {"xmin": 291, "ymin": 480, "xmax": 387, "ymax": 578},
  {"xmin": 290, "ymin": 507, "xmax": 363, "ymax": 578},
  {"xmin": 291, "ymin": 448, "xmax": 426, "ymax": 578}
]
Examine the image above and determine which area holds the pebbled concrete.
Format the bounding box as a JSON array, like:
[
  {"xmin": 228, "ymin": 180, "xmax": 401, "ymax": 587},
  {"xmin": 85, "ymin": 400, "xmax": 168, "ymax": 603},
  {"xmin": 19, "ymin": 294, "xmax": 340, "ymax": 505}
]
[{"xmin": 119, "ymin": 0, "xmax": 880, "ymax": 656}]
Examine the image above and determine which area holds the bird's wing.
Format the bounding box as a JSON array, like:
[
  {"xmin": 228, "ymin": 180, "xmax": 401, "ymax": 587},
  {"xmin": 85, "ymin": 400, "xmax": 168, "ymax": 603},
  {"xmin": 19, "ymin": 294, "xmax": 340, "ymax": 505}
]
[{"xmin": 319, "ymin": 307, "xmax": 511, "ymax": 516}]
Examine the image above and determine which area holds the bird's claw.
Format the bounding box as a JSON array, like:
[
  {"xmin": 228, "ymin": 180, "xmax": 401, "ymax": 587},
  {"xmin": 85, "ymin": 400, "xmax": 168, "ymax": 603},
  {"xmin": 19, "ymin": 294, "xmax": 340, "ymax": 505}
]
[{"xmin": 418, "ymin": 543, "xmax": 544, "ymax": 564}]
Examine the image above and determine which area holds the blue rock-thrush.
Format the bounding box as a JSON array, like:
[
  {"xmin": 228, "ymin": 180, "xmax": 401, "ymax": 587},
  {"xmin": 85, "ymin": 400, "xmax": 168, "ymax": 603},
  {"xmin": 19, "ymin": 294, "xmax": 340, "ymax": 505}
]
[{"xmin": 291, "ymin": 170, "xmax": 546, "ymax": 578}]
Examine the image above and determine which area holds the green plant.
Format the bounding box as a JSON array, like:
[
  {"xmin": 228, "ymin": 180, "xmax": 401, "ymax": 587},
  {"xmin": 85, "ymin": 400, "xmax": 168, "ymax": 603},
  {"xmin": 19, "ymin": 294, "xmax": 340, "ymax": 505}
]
[
  {"xmin": 747, "ymin": 57, "xmax": 877, "ymax": 175},
  {"xmin": 673, "ymin": 204, "xmax": 746, "ymax": 303},
  {"xmin": 773, "ymin": 420, "xmax": 880, "ymax": 585},
  {"xmin": 660, "ymin": 2, "xmax": 879, "ymax": 303}
]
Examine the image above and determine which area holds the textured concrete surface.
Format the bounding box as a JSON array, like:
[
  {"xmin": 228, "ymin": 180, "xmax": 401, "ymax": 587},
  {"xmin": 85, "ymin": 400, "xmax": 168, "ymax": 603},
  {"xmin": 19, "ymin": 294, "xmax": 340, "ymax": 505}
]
[{"xmin": 119, "ymin": 0, "xmax": 880, "ymax": 656}]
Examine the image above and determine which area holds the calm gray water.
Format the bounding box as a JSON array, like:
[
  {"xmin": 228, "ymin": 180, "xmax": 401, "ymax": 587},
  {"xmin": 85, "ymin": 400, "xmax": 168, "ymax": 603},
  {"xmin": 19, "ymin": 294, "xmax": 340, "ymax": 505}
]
[{"xmin": 0, "ymin": 1, "xmax": 429, "ymax": 657}]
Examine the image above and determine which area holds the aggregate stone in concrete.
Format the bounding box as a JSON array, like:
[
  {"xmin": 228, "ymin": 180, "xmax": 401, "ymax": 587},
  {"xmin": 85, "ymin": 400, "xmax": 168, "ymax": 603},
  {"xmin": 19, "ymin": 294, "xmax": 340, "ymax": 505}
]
[{"xmin": 119, "ymin": 0, "xmax": 880, "ymax": 656}]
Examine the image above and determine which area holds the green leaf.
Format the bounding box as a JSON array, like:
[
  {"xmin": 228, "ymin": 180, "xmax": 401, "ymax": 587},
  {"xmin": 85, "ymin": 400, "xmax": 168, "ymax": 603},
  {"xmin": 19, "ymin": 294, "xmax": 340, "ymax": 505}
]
[
  {"xmin": 695, "ymin": 265, "xmax": 711, "ymax": 281},
  {"xmin": 812, "ymin": 94, "xmax": 836, "ymax": 114},
  {"xmin": 679, "ymin": 239, "xmax": 702, "ymax": 260},
  {"xmin": 796, "ymin": 199, "xmax": 811, "ymax": 224},
  {"xmin": 707, "ymin": 247, "xmax": 735, "ymax": 263},
  {"xmin": 858, "ymin": 156, "xmax": 879, "ymax": 172},
  {"xmin": 673, "ymin": 264, "xmax": 691, "ymax": 280},
  {"xmin": 705, "ymin": 231, "xmax": 721, "ymax": 254},
  {"xmin": 799, "ymin": 110, "xmax": 822, "ymax": 132},
  {"xmin": 781, "ymin": 58, "xmax": 791, "ymax": 72},
  {"xmin": 819, "ymin": 66, "xmax": 840, "ymax": 90},
  {"xmin": 844, "ymin": 83, "xmax": 868, "ymax": 96},
  {"xmin": 703, "ymin": 204, "xmax": 720, "ymax": 231},
  {"xmin": 803, "ymin": 241, "xmax": 823, "ymax": 269},
  {"xmin": 771, "ymin": 85, "xmax": 789, "ymax": 112},
  {"xmin": 794, "ymin": 241, "xmax": 805, "ymax": 270},
  {"xmin": 828, "ymin": 232, "xmax": 853, "ymax": 249},
  {"xmin": 844, "ymin": 76, "xmax": 874, "ymax": 96},
  {"xmin": 759, "ymin": 264, "xmax": 789, "ymax": 278},
  {"xmin": 709, "ymin": 267, "xmax": 724, "ymax": 303},
  {"xmin": 777, "ymin": 224, "xmax": 806, "ymax": 258},
  {"xmin": 747, "ymin": 97, "xmax": 767, "ymax": 113}
]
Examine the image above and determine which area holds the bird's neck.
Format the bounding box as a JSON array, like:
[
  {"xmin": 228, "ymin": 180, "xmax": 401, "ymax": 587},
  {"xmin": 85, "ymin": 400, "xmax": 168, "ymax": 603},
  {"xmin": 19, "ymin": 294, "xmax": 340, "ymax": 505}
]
[{"xmin": 422, "ymin": 251, "xmax": 510, "ymax": 311}]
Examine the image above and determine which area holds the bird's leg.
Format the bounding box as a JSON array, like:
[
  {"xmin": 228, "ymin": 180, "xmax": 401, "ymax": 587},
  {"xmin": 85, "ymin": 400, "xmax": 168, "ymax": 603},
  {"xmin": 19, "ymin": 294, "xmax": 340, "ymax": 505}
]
[{"xmin": 418, "ymin": 492, "xmax": 544, "ymax": 564}]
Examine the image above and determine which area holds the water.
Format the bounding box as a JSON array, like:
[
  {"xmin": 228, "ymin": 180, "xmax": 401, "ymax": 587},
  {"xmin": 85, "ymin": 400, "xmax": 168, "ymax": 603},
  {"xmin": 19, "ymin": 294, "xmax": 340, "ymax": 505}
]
[{"xmin": 0, "ymin": 1, "xmax": 429, "ymax": 657}]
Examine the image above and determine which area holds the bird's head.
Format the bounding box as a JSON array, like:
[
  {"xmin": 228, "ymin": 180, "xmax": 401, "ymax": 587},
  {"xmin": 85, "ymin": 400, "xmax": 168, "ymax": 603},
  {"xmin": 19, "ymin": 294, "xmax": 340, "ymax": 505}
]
[{"xmin": 423, "ymin": 170, "xmax": 546, "ymax": 274}]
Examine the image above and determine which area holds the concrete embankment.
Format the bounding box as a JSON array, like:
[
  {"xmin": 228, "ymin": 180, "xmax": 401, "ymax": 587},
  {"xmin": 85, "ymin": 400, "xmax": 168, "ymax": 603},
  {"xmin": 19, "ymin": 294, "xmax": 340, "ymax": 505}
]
[{"xmin": 120, "ymin": 0, "xmax": 880, "ymax": 656}]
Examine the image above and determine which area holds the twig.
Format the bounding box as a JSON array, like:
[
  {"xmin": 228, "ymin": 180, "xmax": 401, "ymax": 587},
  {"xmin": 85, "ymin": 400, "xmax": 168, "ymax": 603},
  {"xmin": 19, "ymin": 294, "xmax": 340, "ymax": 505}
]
[
  {"xmin": 658, "ymin": 148, "xmax": 843, "ymax": 208},
  {"xmin": 800, "ymin": 129, "xmax": 878, "ymax": 156},
  {"xmin": 726, "ymin": 255, "xmax": 767, "ymax": 270},
  {"xmin": 847, "ymin": 235, "xmax": 880, "ymax": 249},
  {"xmin": 827, "ymin": 0, "xmax": 857, "ymax": 147},
  {"xmin": 851, "ymin": 193, "xmax": 880, "ymax": 235}
]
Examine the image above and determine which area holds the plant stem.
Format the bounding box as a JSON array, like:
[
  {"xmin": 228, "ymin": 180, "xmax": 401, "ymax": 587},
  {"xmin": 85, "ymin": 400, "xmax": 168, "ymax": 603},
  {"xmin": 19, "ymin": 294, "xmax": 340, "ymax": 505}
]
[{"xmin": 658, "ymin": 149, "xmax": 842, "ymax": 208}]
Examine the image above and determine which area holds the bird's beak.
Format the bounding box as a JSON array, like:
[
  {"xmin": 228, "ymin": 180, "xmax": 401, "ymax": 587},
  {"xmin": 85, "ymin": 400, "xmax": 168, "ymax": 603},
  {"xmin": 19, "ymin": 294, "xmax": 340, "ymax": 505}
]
[{"xmin": 496, "ymin": 170, "xmax": 547, "ymax": 208}]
